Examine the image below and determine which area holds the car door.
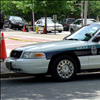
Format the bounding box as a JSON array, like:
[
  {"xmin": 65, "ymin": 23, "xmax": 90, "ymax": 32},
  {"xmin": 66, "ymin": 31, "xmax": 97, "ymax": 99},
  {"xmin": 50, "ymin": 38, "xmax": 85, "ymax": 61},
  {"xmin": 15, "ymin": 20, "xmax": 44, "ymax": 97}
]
[
  {"xmin": 75, "ymin": 20, "xmax": 82, "ymax": 30},
  {"xmin": 71, "ymin": 20, "xmax": 77, "ymax": 31},
  {"xmin": 88, "ymin": 32, "xmax": 100, "ymax": 69},
  {"xmin": 72, "ymin": 20, "xmax": 81, "ymax": 31}
]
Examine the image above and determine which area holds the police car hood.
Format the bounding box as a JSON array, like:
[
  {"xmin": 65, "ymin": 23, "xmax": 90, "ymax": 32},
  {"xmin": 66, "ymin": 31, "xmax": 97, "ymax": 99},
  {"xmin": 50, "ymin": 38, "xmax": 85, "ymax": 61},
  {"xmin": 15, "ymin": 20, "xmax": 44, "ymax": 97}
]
[{"xmin": 15, "ymin": 40, "xmax": 87, "ymax": 52}]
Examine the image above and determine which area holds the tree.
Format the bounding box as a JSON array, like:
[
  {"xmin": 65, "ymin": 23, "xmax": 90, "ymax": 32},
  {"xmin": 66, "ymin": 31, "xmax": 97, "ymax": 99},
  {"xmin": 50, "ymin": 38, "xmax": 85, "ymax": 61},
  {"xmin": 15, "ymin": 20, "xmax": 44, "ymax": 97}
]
[
  {"xmin": 0, "ymin": 1, "xmax": 22, "ymax": 18},
  {"xmin": 0, "ymin": 0, "xmax": 31, "ymax": 21},
  {"xmin": 33, "ymin": 0, "xmax": 67, "ymax": 33},
  {"xmin": 88, "ymin": 1, "xmax": 100, "ymax": 19}
]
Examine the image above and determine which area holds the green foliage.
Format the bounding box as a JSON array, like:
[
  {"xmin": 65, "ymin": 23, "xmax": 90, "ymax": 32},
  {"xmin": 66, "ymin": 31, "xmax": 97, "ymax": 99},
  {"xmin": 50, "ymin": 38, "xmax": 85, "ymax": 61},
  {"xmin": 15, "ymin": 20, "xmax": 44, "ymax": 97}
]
[
  {"xmin": 0, "ymin": 0, "xmax": 32, "ymax": 22},
  {"xmin": 88, "ymin": 1, "xmax": 100, "ymax": 18},
  {"xmin": 1, "ymin": 0, "xmax": 100, "ymax": 22}
]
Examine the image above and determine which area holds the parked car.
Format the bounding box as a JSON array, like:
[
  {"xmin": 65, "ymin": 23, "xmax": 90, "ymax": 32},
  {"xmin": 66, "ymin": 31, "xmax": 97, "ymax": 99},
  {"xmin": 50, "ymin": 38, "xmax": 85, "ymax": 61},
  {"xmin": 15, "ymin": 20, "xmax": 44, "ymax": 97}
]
[
  {"xmin": 69, "ymin": 18, "xmax": 97, "ymax": 33},
  {"xmin": 5, "ymin": 23, "xmax": 100, "ymax": 82},
  {"xmin": 35, "ymin": 18, "xmax": 63, "ymax": 33},
  {"xmin": 4, "ymin": 16, "xmax": 28, "ymax": 30},
  {"xmin": 59, "ymin": 18, "xmax": 75, "ymax": 31},
  {"xmin": 0, "ymin": 12, "xmax": 4, "ymax": 29}
]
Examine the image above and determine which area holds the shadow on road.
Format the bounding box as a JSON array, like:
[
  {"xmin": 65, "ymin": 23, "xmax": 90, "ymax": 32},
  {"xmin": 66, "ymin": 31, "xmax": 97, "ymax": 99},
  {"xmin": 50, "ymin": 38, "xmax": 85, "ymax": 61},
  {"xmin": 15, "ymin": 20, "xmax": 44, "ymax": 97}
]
[{"xmin": 2, "ymin": 72, "xmax": 100, "ymax": 84}]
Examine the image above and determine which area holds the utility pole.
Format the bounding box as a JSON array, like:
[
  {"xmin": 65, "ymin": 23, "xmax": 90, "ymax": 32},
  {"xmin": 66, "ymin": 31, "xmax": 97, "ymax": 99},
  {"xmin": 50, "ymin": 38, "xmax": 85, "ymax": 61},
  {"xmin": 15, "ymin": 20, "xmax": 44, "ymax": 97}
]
[
  {"xmin": 84, "ymin": 0, "xmax": 88, "ymax": 25},
  {"xmin": 32, "ymin": 0, "xmax": 35, "ymax": 31},
  {"xmin": 81, "ymin": 0, "xmax": 83, "ymax": 26},
  {"xmin": 31, "ymin": 0, "xmax": 35, "ymax": 31}
]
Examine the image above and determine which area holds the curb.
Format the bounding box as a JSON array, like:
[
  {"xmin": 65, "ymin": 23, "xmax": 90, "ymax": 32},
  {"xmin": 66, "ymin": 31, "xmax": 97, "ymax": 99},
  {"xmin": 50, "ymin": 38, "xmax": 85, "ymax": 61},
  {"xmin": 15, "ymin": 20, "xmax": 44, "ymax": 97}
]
[{"xmin": 0, "ymin": 73, "xmax": 30, "ymax": 78}]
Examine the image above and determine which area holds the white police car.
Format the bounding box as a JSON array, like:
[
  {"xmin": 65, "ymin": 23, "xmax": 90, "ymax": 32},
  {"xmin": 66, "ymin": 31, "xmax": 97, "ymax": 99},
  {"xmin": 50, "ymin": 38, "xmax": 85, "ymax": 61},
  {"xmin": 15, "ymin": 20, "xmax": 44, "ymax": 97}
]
[{"xmin": 5, "ymin": 23, "xmax": 100, "ymax": 81}]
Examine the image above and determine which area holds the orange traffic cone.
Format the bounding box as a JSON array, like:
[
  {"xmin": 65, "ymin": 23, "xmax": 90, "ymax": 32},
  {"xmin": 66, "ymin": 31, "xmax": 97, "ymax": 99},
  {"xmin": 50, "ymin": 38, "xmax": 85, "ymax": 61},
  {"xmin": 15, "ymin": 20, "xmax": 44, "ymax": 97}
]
[
  {"xmin": 43, "ymin": 27, "xmax": 45, "ymax": 34},
  {"xmin": 0, "ymin": 32, "xmax": 7, "ymax": 60},
  {"xmin": 23, "ymin": 25, "xmax": 26, "ymax": 32}
]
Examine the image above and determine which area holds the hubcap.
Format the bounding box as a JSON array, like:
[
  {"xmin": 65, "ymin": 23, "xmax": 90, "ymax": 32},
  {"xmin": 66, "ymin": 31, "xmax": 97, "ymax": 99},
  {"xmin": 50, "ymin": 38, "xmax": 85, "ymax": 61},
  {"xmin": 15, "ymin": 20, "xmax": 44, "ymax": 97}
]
[
  {"xmin": 9, "ymin": 24, "xmax": 11, "ymax": 28},
  {"xmin": 57, "ymin": 59, "xmax": 74, "ymax": 78}
]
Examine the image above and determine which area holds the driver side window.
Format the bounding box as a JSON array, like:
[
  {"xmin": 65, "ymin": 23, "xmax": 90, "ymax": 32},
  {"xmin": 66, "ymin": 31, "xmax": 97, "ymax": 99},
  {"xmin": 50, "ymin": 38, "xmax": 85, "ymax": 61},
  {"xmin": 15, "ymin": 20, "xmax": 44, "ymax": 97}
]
[{"xmin": 36, "ymin": 20, "xmax": 42, "ymax": 24}]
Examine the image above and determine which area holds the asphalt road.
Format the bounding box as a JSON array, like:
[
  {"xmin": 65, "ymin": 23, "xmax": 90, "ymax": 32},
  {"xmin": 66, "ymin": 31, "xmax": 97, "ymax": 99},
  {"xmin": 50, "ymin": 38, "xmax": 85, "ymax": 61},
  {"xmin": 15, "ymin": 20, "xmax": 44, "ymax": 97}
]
[{"xmin": 1, "ymin": 72, "xmax": 100, "ymax": 100}]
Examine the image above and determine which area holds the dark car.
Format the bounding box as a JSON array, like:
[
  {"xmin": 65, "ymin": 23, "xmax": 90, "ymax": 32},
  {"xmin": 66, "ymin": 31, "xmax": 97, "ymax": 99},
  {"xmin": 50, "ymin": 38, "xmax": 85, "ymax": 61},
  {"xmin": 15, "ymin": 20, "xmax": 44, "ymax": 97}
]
[
  {"xmin": 0, "ymin": 12, "xmax": 4, "ymax": 29},
  {"xmin": 4, "ymin": 16, "xmax": 28, "ymax": 30},
  {"xmin": 60, "ymin": 18, "xmax": 75, "ymax": 31}
]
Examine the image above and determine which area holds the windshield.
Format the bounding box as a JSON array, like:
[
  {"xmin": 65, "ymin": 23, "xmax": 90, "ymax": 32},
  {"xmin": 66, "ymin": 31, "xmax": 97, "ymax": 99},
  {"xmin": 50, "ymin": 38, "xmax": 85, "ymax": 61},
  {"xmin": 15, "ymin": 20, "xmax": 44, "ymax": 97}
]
[
  {"xmin": 10, "ymin": 16, "xmax": 24, "ymax": 21},
  {"xmin": 66, "ymin": 24, "xmax": 100, "ymax": 41},
  {"xmin": 42, "ymin": 19, "xmax": 54, "ymax": 24},
  {"xmin": 86, "ymin": 20, "xmax": 96, "ymax": 24}
]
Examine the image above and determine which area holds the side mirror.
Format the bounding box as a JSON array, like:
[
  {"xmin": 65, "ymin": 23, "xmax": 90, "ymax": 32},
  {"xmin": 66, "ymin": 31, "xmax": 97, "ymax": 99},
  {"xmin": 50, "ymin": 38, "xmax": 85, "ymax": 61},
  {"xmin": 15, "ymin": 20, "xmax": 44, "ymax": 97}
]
[
  {"xmin": 93, "ymin": 35, "xmax": 100, "ymax": 42},
  {"xmin": 85, "ymin": 33, "xmax": 92, "ymax": 38}
]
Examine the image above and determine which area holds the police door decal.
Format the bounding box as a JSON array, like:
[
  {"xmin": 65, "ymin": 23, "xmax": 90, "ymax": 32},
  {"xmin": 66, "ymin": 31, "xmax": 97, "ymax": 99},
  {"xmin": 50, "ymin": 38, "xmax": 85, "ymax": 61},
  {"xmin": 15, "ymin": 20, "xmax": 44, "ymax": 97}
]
[{"xmin": 91, "ymin": 46, "xmax": 97, "ymax": 55}]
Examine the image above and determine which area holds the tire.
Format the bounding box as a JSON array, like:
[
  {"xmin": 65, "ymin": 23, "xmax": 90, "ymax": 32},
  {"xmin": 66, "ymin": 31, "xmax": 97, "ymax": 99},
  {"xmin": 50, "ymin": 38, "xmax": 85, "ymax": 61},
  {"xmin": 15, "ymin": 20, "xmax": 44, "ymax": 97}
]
[
  {"xmin": 50, "ymin": 55, "xmax": 77, "ymax": 81},
  {"xmin": 70, "ymin": 29, "xmax": 74, "ymax": 33},
  {"xmin": 18, "ymin": 27, "xmax": 21, "ymax": 30},
  {"xmin": 8, "ymin": 23, "xmax": 12, "ymax": 29},
  {"xmin": 58, "ymin": 31, "xmax": 62, "ymax": 33},
  {"xmin": 0, "ymin": 23, "xmax": 3, "ymax": 29},
  {"xmin": 48, "ymin": 31, "xmax": 51, "ymax": 33}
]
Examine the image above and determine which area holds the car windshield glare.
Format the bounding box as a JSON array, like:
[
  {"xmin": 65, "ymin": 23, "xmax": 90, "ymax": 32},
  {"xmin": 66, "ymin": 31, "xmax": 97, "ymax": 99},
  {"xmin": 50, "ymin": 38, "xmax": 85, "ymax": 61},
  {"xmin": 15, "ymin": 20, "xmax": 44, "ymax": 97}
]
[
  {"xmin": 10, "ymin": 16, "xmax": 23, "ymax": 21},
  {"xmin": 66, "ymin": 25, "xmax": 100, "ymax": 41},
  {"xmin": 42, "ymin": 19, "xmax": 54, "ymax": 24},
  {"xmin": 86, "ymin": 20, "xmax": 97, "ymax": 24}
]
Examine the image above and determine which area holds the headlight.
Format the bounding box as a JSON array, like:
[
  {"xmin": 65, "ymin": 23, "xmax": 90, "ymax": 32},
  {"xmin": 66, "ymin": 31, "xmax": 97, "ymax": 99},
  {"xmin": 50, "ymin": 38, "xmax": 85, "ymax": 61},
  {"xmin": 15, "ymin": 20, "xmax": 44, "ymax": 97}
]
[{"xmin": 21, "ymin": 52, "xmax": 46, "ymax": 59}]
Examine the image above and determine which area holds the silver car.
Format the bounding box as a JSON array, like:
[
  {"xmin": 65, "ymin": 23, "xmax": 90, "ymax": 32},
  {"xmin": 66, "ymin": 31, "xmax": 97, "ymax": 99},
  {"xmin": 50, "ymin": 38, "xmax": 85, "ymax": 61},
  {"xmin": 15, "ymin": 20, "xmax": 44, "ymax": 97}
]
[{"xmin": 69, "ymin": 18, "xmax": 97, "ymax": 33}]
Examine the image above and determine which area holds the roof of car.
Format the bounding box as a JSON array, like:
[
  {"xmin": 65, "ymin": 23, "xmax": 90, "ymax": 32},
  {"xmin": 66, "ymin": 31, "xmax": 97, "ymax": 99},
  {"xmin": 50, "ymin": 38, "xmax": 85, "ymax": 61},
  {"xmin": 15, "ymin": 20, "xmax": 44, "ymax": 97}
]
[{"xmin": 77, "ymin": 18, "xmax": 96, "ymax": 20}]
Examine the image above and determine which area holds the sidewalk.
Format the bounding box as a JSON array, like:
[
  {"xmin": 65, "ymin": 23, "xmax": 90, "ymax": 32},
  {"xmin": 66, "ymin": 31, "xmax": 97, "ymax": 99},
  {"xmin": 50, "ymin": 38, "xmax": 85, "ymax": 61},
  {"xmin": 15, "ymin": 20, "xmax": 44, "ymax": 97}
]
[{"xmin": 0, "ymin": 30, "xmax": 71, "ymax": 78}]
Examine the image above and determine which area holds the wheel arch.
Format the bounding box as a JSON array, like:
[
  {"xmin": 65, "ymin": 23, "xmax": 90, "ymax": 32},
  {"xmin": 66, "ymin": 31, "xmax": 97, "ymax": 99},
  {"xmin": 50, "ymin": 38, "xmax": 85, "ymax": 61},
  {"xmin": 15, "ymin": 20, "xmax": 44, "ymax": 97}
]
[{"xmin": 48, "ymin": 51, "xmax": 81, "ymax": 74}]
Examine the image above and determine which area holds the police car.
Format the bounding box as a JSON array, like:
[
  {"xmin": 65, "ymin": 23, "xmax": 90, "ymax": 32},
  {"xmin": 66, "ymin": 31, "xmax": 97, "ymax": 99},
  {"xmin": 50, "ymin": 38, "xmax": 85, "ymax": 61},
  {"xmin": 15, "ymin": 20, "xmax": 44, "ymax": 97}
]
[{"xmin": 5, "ymin": 23, "xmax": 100, "ymax": 81}]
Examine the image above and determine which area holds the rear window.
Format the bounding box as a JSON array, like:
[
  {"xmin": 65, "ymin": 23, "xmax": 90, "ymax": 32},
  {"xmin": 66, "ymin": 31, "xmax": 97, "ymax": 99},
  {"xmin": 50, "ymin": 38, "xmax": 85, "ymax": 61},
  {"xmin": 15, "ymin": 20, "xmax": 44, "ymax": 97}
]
[{"xmin": 66, "ymin": 19, "xmax": 75, "ymax": 24}]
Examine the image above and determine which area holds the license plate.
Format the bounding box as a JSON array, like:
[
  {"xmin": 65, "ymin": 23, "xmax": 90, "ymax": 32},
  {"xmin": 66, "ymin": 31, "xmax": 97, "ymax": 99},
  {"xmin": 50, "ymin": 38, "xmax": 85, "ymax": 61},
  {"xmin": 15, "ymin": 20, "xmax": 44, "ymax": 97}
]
[
  {"xmin": 19, "ymin": 24, "xmax": 22, "ymax": 26},
  {"xmin": 6, "ymin": 62, "xmax": 12, "ymax": 70}
]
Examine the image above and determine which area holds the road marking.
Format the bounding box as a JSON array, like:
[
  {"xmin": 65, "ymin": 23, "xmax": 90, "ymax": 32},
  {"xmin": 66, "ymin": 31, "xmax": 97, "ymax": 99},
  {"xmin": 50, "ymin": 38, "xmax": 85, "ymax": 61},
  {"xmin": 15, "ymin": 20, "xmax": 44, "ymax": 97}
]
[
  {"xmin": 5, "ymin": 34, "xmax": 61, "ymax": 40},
  {"xmin": 5, "ymin": 37, "xmax": 42, "ymax": 43}
]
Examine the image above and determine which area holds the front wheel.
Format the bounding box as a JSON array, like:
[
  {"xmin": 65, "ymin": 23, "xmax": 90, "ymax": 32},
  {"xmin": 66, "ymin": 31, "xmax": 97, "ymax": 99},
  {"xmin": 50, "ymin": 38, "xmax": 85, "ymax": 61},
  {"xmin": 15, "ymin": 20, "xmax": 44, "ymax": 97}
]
[
  {"xmin": 8, "ymin": 23, "xmax": 12, "ymax": 29},
  {"xmin": 70, "ymin": 29, "xmax": 74, "ymax": 33},
  {"xmin": 50, "ymin": 56, "xmax": 77, "ymax": 81},
  {"xmin": 58, "ymin": 31, "xmax": 62, "ymax": 33}
]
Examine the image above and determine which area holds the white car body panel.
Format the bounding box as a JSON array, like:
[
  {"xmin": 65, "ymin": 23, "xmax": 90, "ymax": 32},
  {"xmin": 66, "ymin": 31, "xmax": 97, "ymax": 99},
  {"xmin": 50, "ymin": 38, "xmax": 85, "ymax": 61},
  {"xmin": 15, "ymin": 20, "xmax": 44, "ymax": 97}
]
[
  {"xmin": 35, "ymin": 19, "xmax": 63, "ymax": 32},
  {"xmin": 5, "ymin": 58, "xmax": 50, "ymax": 74},
  {"xmin": 78, "ymin": 56, "xmax": 89, "ymax": 69},
  {"xmin": 88, "ymin": 42, "xmax": 100, "ymax": 69}
]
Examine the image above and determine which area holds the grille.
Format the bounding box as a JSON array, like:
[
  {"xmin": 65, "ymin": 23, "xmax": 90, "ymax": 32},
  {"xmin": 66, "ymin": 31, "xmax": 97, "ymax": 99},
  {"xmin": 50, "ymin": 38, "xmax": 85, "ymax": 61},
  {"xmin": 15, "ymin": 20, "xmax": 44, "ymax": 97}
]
[{"xmin": 10, "ymin": 50, "xmax": 23, "ymax": 58}]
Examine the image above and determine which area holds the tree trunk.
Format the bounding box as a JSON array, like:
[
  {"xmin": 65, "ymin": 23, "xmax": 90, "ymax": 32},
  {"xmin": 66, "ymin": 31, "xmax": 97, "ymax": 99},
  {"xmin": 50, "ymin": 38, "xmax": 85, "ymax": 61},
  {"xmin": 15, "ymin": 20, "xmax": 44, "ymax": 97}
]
[
  {"xmin": 45, "ymin": 9, "xmax": 47, "ymax": 34},
  {"xmin": 31, "ymin": 10, "xmax": 33, "ymax": 31}
]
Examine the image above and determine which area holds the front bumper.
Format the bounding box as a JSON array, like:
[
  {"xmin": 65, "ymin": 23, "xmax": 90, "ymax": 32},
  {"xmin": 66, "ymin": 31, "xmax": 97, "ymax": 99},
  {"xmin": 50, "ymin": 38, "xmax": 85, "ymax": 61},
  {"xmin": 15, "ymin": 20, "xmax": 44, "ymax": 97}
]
[
  {"xmin": 5, "ymin": 57, "xmax": 50, "ymax": 74},
  {"xmin": 12, "ymin": 23, "xmax": 28, "ymax": 28}
]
